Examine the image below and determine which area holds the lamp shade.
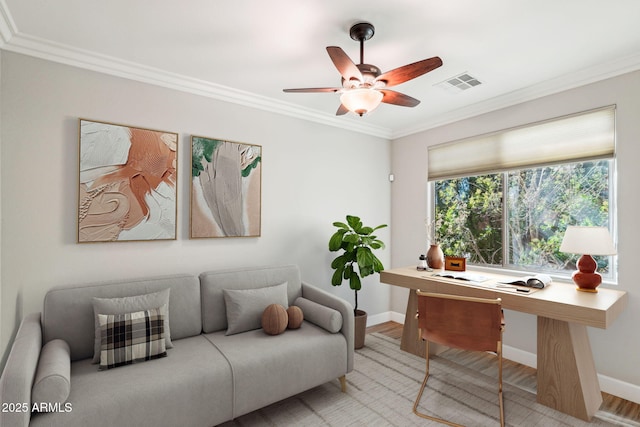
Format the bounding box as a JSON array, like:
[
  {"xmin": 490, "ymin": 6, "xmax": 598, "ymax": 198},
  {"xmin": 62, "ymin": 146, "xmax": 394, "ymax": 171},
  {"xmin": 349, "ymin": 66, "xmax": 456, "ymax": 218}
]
[
  {"xmin": 340, "ymin": 88, "xmax": 383, "ymax": 116},
  {"xmin": 559, "ymin": 226, "xmax": 616, "ymax": 255}
]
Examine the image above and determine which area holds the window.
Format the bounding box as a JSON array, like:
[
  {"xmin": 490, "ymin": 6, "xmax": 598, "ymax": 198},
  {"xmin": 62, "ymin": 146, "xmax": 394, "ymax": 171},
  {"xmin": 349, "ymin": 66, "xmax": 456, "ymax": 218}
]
[{"xmin": 428, "ymin": 107, "xmax": 616, "ymax": 279}]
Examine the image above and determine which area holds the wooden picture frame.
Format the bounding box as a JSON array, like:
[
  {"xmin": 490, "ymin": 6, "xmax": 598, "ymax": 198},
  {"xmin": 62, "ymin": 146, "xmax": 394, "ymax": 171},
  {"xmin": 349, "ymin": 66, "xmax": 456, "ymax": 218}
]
[
  {"xmin": 190, "ymin": 136, "xmax": 262, "ymax": 238},
  {"xmin": 77, "ymin": 119, "xmax": 178, "ymax": 243}
]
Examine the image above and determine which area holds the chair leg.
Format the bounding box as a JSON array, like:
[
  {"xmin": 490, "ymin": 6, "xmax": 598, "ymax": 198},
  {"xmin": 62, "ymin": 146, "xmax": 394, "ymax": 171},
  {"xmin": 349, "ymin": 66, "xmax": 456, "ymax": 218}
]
[
  {"xmin": 497, "ymin": 343, "xmax": 505, "ymax": 427},
  {"xmin": 412, "ymin": 341, "xmax": 464, "ymax": 427}
]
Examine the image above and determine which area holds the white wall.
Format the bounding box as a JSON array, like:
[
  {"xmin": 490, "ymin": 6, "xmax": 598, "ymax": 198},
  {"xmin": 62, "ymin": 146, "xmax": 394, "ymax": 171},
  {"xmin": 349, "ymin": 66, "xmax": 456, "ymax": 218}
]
[
  {"xmin": 0, "ymin": 50, "xmax": 3, "ymax": 352},
  {"xmin": 390, "ymin": 70, "xmax": 640, "ymax": 400},
  {"xmin": 0, "ymin": 52, "xmax": 391, "ymax": 367}
]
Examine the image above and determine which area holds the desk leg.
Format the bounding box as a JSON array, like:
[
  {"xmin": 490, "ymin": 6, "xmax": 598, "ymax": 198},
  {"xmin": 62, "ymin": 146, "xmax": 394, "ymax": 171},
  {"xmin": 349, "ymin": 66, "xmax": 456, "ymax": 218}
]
[
  {"xmin": 400, "ymin": 289, "xmax": 427, "ymax": 358},
  {"xmin": 400, "ymin": 290, "xmax": 447, "ymax": 358},
  {"xmin": 537, "ymin": 316, "xmax": 602, "ymax": 421}
]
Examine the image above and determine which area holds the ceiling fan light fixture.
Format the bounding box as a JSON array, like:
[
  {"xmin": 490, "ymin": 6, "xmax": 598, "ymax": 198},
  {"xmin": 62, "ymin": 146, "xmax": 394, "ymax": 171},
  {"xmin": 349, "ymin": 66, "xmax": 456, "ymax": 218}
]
[
  {"xmin": 283, "ymin": 22, "xmax": 442, "ymax": 116},
  {"xmin": 340, "ymin": 88, "xmax": 383, "ymax": 116}
]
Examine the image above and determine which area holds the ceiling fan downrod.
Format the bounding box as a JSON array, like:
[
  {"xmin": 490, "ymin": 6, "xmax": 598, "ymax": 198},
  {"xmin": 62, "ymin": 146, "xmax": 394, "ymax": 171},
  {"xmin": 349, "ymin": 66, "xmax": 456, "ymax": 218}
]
[{"xmin": 349, "ymin": 22, "xmax": 375, "ymax": 65}]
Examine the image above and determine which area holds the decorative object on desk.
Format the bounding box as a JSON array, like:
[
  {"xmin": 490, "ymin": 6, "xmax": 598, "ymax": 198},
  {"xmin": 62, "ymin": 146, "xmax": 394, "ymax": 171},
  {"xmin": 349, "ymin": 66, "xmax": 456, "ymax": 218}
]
[
  {"xmin": 444, "ymin": 256, "xmax": 466, "ymax": 271},
  {"xmin": 426, "ymin": 244, "xmax": 445, "ymax": 269},
  {"xmin": 417, "ymin": 254, "xmax": 429, "ymax": 271},
  {"xmin": 329, "ymin": 215, "xmax": 387, "ymax": 349},
  {"xmin": 560, "ymin": 226, "xmax": 616, "ymax": 293}
]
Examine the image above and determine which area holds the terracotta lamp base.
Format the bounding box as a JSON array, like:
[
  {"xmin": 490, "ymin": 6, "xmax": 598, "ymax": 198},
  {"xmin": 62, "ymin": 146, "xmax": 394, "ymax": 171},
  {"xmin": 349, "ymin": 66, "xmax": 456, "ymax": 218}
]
[{"xmin": 572, "ymin": 254, "xmax": 601, "ymax": 293}]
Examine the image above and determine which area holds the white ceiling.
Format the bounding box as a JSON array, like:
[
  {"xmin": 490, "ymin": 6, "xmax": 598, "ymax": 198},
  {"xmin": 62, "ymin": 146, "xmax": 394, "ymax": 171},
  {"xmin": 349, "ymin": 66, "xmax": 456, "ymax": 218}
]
[{"xmin": 1, "ymin": 0, "xmax": 639, "ymax": 139}]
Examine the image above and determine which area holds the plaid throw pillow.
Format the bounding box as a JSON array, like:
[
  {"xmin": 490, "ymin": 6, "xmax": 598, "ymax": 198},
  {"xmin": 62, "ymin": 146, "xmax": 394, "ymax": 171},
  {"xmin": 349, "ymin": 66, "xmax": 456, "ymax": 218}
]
[{"xmin": 98, "ymin": 306, "xmax": 167, "ymax": 370}]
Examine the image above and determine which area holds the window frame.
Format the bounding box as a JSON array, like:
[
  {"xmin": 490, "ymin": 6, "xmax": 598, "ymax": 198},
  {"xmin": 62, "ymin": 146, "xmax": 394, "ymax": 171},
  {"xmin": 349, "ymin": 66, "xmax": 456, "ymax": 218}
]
[
  {"xmin": 426, "ymin": 105, "xmax": 618, "ymax": 284},
  {"xmin": 428, "ymin": 158, "xmax": 618, "ymax": 284}
]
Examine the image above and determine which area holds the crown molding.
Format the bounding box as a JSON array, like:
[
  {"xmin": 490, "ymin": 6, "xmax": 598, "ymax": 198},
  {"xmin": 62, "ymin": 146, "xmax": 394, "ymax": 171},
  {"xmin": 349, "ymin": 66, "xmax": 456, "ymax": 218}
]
[
  {"xmin": 2, "ymin": 32, "xmax": 392, "ymax": 139},
  {"xmin": 392, "ymin": 51, "xmax": 640, "ymax": 139},
  {"xmin": 0, "ymin": 0, "xmax": 17, "ymax": 46},
  {"xmin": 2, "ymin": 7, "xmax": 639, "ymax": 141}
]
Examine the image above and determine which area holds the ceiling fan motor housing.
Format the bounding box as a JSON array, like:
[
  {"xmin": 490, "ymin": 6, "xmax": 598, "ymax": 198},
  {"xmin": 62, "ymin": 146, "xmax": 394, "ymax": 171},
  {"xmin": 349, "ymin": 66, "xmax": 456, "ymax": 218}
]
[{"xmin": 342, "ymin": 64, "xmax": 381, "ymax": 88}]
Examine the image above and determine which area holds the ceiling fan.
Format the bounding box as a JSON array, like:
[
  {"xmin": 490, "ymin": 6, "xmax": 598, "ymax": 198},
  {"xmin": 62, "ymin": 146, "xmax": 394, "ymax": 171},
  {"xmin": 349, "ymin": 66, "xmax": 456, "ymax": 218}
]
[{"xmin": 283, "ymin": 22, "xmax": 443, "ymax": 116}]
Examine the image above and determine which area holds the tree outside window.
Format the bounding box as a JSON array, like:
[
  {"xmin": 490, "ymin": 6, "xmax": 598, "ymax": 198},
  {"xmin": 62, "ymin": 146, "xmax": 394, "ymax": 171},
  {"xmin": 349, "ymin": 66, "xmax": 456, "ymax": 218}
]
[{"xmin": 434, "ymin": 160, "xmax": 613, "ymax": 277}]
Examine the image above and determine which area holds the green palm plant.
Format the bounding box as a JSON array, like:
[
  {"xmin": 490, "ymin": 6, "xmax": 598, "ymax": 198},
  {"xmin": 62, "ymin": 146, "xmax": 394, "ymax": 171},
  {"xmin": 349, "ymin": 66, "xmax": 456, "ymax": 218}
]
[{"xmin": 329, "ymin": 215, "xmax": 387, "ymax": 314}]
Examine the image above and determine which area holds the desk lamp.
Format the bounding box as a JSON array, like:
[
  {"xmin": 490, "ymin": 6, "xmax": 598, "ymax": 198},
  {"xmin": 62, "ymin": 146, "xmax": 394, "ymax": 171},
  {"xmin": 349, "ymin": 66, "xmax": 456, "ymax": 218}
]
[{"xmin": 559, "ymin": 226, "xmax": 616, "ymax": 293}]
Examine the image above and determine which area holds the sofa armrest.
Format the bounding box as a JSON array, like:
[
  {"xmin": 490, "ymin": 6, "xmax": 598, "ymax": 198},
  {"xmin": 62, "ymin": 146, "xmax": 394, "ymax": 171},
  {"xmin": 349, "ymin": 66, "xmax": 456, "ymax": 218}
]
[
  {"xmin": 0, "ymin": 312, "xmax": 42, "ymax": 427},
  {"xmin": 301, "ymin": 282, "xmax": 354, "ymax": 373}
]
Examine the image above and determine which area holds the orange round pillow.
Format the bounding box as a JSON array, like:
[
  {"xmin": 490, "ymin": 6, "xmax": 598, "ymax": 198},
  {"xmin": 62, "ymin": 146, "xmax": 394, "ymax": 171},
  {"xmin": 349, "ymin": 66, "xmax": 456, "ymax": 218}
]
[
  {"xmin": 286, "ymin": 305, "xmax": 304, "ymax": 329},
  {"xmin": 261, "ymin": 304, "xmax": 288, "ymax": 335}
]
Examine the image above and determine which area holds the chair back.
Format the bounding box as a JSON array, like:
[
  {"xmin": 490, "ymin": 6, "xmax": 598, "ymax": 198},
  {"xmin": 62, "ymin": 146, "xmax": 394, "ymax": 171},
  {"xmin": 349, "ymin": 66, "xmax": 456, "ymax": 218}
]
[{"xmin": 416, "ymin": 291, "xmax": 503, "ymax": 352}]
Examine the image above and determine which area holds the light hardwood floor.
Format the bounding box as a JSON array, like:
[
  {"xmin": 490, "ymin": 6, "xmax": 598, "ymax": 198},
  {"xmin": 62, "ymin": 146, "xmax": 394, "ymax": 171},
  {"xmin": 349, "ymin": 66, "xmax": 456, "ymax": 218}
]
[{"xmin": 367, "ymin": 321, "xmax": 640, "ymax": 423}]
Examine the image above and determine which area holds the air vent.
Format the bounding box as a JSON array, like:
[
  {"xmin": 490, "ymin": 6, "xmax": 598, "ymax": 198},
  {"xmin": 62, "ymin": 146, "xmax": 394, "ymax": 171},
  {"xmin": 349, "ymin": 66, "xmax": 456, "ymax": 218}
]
[{"xmin": 435, "ymin": 72, "xmax": 482, "ymax": 93}]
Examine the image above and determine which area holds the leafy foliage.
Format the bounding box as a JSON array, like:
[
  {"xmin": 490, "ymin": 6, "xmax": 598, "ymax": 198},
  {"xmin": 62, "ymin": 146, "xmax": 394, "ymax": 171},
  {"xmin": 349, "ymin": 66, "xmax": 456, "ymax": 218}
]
[
  {"xmin": 329, "ymin": 215, "xmax": 387, "ymax": 312},
  {"xmin": 435, "ymin": 160, "xmax": 611, "ymax": 274},
  {"xmin": 435, "ymin": 175, "xmax": 503, "ymax": 265}
]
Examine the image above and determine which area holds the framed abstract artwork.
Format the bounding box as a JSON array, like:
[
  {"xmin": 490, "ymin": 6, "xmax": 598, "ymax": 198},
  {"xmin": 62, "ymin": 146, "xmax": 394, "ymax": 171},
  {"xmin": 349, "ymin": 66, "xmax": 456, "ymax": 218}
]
[
  {"xmin": 191, "ymin": 136, "xmax": 261, "ymax": 238},
  {"xmin": 77, "ymin": 119, "xmax": 178, "ymax": 242}
]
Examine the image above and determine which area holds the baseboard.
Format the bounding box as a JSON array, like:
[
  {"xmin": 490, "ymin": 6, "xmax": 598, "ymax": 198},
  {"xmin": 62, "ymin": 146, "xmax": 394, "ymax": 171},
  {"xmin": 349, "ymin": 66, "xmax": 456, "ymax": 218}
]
[
  {"xmin": 365, "ymin": 311, "xmax": 397, "ymax": 327},
  {"xmin": 502, "ymin": 345, "xmax": 640, "ymax": 405},
  {"xmin": 503, "ymin": 345, "xmax": 537, "ymax": 369},
  {"xmin": 368, "ymin": 311, "xmax": 640, "ymax": 405}
]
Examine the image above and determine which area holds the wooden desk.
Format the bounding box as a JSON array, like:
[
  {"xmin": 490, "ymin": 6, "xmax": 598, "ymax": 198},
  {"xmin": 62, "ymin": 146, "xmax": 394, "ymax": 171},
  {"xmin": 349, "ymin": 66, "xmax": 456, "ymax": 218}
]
[{"xmin": 380, "ymin": 267, "xmax": 628, "ymax": 421}]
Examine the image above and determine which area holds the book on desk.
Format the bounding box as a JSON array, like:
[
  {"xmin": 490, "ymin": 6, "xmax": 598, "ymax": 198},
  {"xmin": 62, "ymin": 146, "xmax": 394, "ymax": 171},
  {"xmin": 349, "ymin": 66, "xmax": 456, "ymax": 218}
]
[
  {"xmin": 433, "ymin": 271, "xmax": 490, "ymax": 283},
  {"xmin": 499, "ymin": 273, "xmax": 552, "ymax": 289},
  {"xmin": 433, "ymin": 271, "xmax": 551, "ymax": 293}
]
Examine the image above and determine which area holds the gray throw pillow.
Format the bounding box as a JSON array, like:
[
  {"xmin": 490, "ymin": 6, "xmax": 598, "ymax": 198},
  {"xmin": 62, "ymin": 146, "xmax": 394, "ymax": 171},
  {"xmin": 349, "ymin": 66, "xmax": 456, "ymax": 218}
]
[
  {"xmin": 294, "ymin": 297, "xmax": 343, "ymax": 333},
  {"xmin": 223, "ymin": 283, "xmax": 288, "ymax": 335},
  {"xmin": 32, "ymin": 339, "xmax": 71, "ymax": 408},
  {"xmin": 91, "ymin": 288, "xmax": 172, "ymax": 363}
]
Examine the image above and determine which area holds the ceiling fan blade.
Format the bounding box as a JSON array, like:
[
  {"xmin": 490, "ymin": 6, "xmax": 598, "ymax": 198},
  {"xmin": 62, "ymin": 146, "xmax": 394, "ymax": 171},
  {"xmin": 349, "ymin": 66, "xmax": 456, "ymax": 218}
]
[
  {"xmin": 326, "ymin": 46, "xmax": 363, "ymax": 84},
  {"xmin": 377, "ymin": 56, "xmax": 443, "ymax": 87},
  {"xmin": 336, "ymin": 104, "xmax": 349, "ymax": 116},
  {"xmin": 380, "ymin": 90, "xmax": 421, "ymax": 107},
  {"xmin": 283, "ymin": 87, "xmax": 341, "ymax": 93}
]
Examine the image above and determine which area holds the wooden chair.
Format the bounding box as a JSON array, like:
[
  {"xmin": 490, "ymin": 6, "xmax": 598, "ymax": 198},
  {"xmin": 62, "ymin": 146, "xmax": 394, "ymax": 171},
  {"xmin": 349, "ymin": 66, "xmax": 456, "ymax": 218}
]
[{"xmin": 413, "ymin": 291, "xmax": 505, "ymax": 427}]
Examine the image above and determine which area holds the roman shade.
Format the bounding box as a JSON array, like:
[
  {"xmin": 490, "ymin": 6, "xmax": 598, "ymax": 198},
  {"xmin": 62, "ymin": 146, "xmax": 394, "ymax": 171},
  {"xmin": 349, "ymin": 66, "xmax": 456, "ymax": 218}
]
[{"xmin": 427, "ymin": 106, "xmax": 616, "ymax": 181}]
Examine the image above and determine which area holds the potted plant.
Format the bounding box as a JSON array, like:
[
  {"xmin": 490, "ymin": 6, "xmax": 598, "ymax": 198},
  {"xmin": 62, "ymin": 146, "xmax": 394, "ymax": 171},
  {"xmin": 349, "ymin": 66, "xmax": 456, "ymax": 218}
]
[{"xmin": 329, "ymin": 215, "xmax": 387, "ymax": 349}]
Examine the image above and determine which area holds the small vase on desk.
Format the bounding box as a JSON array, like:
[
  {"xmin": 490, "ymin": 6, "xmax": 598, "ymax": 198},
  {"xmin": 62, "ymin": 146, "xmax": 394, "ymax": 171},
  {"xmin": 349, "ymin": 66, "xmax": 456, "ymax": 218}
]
[{"xmin": 426, "ymin": 244, "xmax": 445, "ymax": 269}]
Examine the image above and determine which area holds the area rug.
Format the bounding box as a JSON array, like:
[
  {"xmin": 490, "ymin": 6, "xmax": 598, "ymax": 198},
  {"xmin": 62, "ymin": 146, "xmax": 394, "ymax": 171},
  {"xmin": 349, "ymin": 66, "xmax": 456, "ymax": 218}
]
[{"xmin": 219, "ymin": 333, "xmax": 636, "ymax": 426}]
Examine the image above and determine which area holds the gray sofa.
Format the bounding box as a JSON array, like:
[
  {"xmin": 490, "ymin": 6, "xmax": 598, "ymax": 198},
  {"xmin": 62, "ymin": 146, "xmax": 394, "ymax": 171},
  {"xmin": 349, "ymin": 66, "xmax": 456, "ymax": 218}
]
[{"xmin": 0, "ymin": 265, "xmax": 354, "ymax": 427}]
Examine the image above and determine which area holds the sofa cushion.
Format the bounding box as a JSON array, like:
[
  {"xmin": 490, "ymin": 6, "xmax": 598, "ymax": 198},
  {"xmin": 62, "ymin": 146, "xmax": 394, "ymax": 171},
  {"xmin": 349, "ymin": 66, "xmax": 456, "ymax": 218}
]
[
  {"xmin": 200, "ymin": 265, "xmax": 302, "ymax": 333},
  {"xmin": 294, "ymin": 297, "xmax": 343, "ymax": 333},
  {"xmin": 223, "ymin": 283, "xmax": 288, "ymax": 335},
  {"xmin": 32, "ymin": 339, "xmax": 71, "ymax": 408},
  {"xmin": 204, "ymin": 322, "xmax": 347, "ymax": 419},
  {"xmin": 98, "ymin": 307, "xmax": 167, "ymax": 370},
  {"xmin": 29, "ymin": 335, "xmax": 234, "ymax": 427},
  {"xmin": 43, "ymin": 274, "xmax": 201, "ymax": 362},
  {"xmin": 91, "ymin": 289, "xmax": 172, "ymax": 363}
]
